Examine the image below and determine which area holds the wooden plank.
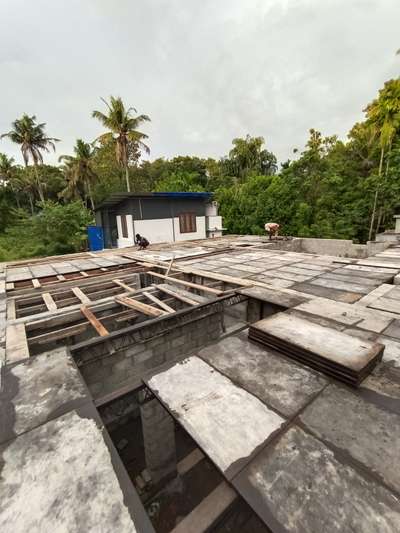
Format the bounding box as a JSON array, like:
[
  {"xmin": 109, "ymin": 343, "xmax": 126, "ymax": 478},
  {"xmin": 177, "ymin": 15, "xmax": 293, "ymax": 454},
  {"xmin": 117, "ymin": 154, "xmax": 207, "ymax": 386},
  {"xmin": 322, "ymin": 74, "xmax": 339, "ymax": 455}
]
[
  {"xmin": 80, "ymin": 271, "xmax": 89, "ymax": 277},
  {"xmin": 6, "ymin": 323, "xmax": 29, "ymax": 362},
  {"xmin": 177, "ymin": 448, "xmax": 204, "ymax": 476},
  {"xmin": 42, "ymin": 292, "xmax": 57, "ymax": 311},
  {"xmin": 143, "ymin": 291, "xmax": 175, "ymax": 313},
  {"xmin": 56, "ymin": 274, "xmax": 66, "ymax": 281},
  {"xmin": 171, "ymin": 482, "xmax": 236, "ymax": 533},
  {"xmin": 148, "ymin": 271, "xmax": 222, "ymax": 295},
  {"xmin": 156, "ymin": 284, "xmax": 199, "ymax": 306},
  {"xmin": 6, "ymin": 282, "xmax": 14, "ymax": 291},
  {"xmin": 28, "ymin": 323, "xmax": 89, "ymax": 345},
  {"xmin": 80, "ymin": 305, "xmax": 109, "ymax": 336},
  {"xmin": 115, "ymin": 295, "xmax": 167, "ymax": 317},
  {"xmin": 166, "ymin": 257, "xmax": 174, "ymax": 276},
  {"xmin": 113, "ymin": 279, "xmax": 137, "ymax": 293},
  {"xmin": 32, "ymin": 278, "xmax": 42, "ymax": 288},
  {"xmin": 71, "ymin": 287, "xmax": 91, "ymax": 305}
]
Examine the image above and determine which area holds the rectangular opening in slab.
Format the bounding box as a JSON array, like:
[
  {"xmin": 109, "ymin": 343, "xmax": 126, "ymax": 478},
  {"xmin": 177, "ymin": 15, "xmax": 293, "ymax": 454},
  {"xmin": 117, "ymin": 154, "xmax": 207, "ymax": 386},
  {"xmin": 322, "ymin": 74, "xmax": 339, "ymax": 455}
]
[{"xmin": 98, "ymin": 390, "xmax": 269, "ymax": 533}]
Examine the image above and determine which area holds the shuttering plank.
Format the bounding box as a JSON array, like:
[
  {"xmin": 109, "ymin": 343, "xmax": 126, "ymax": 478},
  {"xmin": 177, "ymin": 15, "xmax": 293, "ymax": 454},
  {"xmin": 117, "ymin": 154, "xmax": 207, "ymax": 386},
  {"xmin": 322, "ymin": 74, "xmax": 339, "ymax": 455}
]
[
  {"xmin": 148, "ymin": 271, "xmax": 223, "ymax": 295},
  {"xmin": 42, "ymin": 292, "xmax": 57, "ymax": 311},
  {"xmin": 156, "ymin": 284, "xmax": 200, "ymax": 306},
  {"xmin": 80, "ymin": 305, "xmax": 109, "ymax": 336},
  {"xmin": 6, "ymin": 323, "xmax": 29, "ymax": 362},
  {"xmin": 71, "ymin": 287, "xmax": 91, "ymax": 305},
  {"xmin": 115, "ymin": 295, "xmax": 167, "ymax": 317},
  {"xmin": 113, "ymin": 279, "xmax": 137, "ymax": 293},
  {"xmin": 143, "ymin": 291, "xmax": 175, "ymax": 313}
]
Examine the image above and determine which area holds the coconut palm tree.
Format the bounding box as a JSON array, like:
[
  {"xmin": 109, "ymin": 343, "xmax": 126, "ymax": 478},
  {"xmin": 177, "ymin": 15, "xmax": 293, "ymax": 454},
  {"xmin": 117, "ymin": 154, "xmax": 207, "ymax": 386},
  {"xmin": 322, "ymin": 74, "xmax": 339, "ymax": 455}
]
[
  {"xmin": 1, "ymin": 114, "xmax": 59, "ymax": 202},
  {"xmin": 0, "ymin": 153, "xmax": 22, "ymax": 208},
  {"xmin": 59, "ymin": 139, "xmax": 97, "ymax": 209},
  {"xmin": 92, "ymin": 96, "xmax": 150, "ymax": 192},
  {"xmin": 365, "ymin": 79, "xmax": 400, "ymax": 239}
]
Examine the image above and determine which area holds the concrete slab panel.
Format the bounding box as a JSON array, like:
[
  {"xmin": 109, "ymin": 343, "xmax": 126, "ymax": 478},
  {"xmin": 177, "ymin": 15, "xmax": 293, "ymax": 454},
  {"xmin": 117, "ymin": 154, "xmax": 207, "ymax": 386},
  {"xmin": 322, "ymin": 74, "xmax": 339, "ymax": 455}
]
[
  {"xmin": 234, "ymin": 426, "xmax": 400, "ymax": 533},
  {"xmin": 291, "ymin": 282, "xmax": 361, "ymax": 303},
  {"xmin": 145, "ymin": 356, "xmax": 285, "ymax": 478},
  {"xmin": 300, "ymin": 384, "xmax": 400, "ymax": 492},
  {"xmin": 0, "ymin": 348, "xmax": 89, "ymax": 444},
  {"xmin": 198, "ymin": 332, "xmax": 327, "ymax": 417},
  {"xmin": 310, "ymin": 277, "xmax": 370, "ymax": 294},
  {"xmin": 0, "ymin": 405, "xmax": 151, "ymax": 533},
  {"xmin": 376, "ymin": 336, "xmax": 400, "ymax": 367}
]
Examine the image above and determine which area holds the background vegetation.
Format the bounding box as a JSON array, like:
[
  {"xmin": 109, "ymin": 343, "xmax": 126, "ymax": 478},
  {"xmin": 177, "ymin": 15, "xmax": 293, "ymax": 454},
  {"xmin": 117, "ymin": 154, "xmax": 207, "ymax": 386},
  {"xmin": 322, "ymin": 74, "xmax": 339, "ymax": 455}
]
[{"xmin": 1, "ymin": 79, "xmax": 400, "ymax": 260}]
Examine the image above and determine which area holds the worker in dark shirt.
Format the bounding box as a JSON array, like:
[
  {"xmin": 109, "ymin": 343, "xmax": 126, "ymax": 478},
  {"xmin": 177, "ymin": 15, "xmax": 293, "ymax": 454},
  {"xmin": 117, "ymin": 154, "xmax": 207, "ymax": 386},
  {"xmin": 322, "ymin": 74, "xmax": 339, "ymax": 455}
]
[{"xmin": 135, "ymin": 233, "xmax": 149, "ymax": 250}]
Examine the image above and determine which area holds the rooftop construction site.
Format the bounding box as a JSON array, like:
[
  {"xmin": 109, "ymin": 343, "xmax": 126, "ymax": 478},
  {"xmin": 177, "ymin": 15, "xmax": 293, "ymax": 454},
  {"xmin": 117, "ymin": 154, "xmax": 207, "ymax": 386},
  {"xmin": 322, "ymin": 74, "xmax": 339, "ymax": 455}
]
[{"xmin": 1, "ymin": 232, "xmax": 400, "ymax": 532}]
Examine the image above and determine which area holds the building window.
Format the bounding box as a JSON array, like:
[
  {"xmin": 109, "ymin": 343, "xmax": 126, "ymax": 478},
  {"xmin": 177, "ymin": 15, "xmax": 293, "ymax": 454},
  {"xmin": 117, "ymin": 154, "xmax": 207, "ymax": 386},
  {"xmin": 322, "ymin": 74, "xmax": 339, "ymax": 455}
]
[
  {"xmin": 121, "ymin": 215, "xmax": 128, "ymax": 238},
  {"xmin": 179, "ymin": 213, "xmax": 197, "ymax": 233}
]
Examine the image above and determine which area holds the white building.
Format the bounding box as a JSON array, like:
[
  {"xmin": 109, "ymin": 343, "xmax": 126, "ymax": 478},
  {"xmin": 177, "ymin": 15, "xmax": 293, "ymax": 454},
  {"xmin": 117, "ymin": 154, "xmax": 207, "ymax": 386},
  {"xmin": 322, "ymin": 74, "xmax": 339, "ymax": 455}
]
[{"xmin": 95, "ymin": 192, "xmax": 223, "ymax": 248}]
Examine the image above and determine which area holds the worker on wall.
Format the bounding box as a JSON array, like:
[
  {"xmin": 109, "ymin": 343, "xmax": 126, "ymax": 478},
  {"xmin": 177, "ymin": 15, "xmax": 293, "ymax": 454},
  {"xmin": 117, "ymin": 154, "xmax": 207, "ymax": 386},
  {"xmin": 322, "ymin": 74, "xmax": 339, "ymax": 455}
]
[{"xmin": 264, "ymin": 222, "xmax": 280, "ymax": 240}]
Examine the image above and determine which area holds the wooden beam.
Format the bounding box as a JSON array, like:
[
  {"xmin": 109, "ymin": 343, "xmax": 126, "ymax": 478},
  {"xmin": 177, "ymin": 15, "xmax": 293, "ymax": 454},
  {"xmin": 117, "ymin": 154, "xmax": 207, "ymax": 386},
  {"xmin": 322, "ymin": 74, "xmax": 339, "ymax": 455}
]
[
  {"xmin": 148, "ymin": 271, "xmax": 222, "ymax": 295},
  {"xmin": 166, "ymin": 257, "xmax": 174, "ymax": 276},
  {"xmin": 71, "ymin": 287, "xmax": 91, "ymax": 305},
  {"xmin": 80, "ymin": 305, "xmax": 109, "ymax": 336},
  {"xmin": 28, "ymin": 323, "xmax": 89, "ymax": 345},
  {"xmin": 80, "ymin": 271, "xmax": 89, "ymax": 277},
  {"xmin": 42, "ymin": 292, "xmax": 57, "ymax": 311},
  {"xmin": 170, "ymin": 482, "xmax": 236, "ymax": 533},
  {"xmin": 6, "ymin": 282, "xmax": 14, "ymax": 291},
  {"xmin": 113, "ymin": 279, "xmax": 137, "ymax": 293},
  {"xmin": 143, "ymin": 291, "xmax": 175, "ymax": 313},
  {"xmin": 32, "ymin": 278, "xmax": 42, "ymax": 288},
  {"xmin": 156, "ymin": 284, "xmax": 199, "ymax": 306},
  {"xmin": 115, "ymin": 295, "xmax": 167, "ymax": 317},
  {"xmin": 56, "ymin": 274, "xmax": 66, "ymax": 281},
  {"xmin": 6, "ymin": 323, "xmax": 29, "ymax": 362},
  {"xmin": 177, "ymin": 448, "xmax": 204, "ymax": 476}
]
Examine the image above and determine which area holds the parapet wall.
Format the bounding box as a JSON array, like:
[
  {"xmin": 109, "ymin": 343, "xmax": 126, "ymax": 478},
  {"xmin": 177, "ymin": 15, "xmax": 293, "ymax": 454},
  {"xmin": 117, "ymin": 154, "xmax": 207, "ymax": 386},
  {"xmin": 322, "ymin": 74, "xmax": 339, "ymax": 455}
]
[{"xmin": 266, "ymin": 237, "xmax": 390, "ymax": 258}]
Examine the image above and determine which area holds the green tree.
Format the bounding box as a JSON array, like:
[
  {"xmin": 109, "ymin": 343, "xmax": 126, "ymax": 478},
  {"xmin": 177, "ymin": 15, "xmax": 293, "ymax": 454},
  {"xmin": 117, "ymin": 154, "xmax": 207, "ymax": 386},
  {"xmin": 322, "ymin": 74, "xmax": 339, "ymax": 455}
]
[
  {"xmin": 364, "ymin": 79, "xmax": 400, "ymax": 238},
  {"xmin": 0, "ymin": 153, "xmax": 21, "ymax": 208},
  {"xmin": 59, "ymin": 139, "xmax": 97, "ymax": 209},
  {"xmin": 1, "ymin": 114, "xmax": 59, "ymax": 202},
  {"xmin": 92, "ymin": 96, "xmax": 150, "ymax": 192},
  {"xmin": 228, "ymin": 135, "xmax": 277, "ymax": 180}
]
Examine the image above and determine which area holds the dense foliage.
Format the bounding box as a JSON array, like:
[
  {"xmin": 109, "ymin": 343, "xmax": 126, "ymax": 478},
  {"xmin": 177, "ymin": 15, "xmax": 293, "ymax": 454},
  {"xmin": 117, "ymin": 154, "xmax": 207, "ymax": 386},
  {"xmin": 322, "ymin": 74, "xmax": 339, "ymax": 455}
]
[{"xmin": 1, "ymin": 80, "xmax": 400, "ymax": 259}]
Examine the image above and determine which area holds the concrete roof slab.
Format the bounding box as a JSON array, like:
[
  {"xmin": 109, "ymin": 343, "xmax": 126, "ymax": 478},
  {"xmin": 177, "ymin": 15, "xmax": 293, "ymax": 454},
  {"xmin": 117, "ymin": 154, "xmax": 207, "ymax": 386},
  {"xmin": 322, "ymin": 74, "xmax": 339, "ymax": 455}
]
[
  {"xmin": 300, "ymin": 384, "xmax": 400, "ymax": 493},
  {"xmin": 0, "ymin": 404, "xmax": 153, "ymax": 533},
  {"xmin": 0, "ymin": 348, "xmax": 90, "ymax": 445},
  {"xmin": 145, "ymin": 356, "xmax": 285, "ymax": 479},
  {"xmin": 234, "ymin": 426, "xmax": 400, "ymax": 533},
  {"xmin": 198, "ymin": 332, "xmax": 328, "ymax": 417}
]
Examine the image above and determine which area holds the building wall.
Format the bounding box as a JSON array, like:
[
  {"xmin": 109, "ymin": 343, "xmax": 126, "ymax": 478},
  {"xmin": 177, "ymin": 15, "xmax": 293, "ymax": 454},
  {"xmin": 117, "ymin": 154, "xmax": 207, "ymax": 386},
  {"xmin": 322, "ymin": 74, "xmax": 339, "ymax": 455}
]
[{"xmin": 134, "ymin": 218, "xmax": 175, "ymax": 244}]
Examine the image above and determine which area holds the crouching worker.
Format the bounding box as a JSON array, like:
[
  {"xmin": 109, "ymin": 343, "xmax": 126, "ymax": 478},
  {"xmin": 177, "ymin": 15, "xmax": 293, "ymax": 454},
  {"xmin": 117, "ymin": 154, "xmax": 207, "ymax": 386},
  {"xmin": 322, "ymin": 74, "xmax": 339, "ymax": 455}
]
[
  {"xmin": 264, "ymin": 222, "xmax": 280, "ymax": 240},
  {"xmin": 135, "ymin": 233, "xmax": 150, "ymax": 250}
]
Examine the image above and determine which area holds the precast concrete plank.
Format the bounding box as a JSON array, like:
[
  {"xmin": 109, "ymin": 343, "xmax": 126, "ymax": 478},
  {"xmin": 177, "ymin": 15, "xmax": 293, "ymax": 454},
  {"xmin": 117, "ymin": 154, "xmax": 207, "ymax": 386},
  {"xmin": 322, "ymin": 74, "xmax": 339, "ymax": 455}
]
[
  {"xmin": 6, "ymin": 267, "xmax": 32, "ymax": 282},
  {"xmin": 376, "ymin": 336, "xmax": 400, "ymax": 367},
  {"xmin": 30, "ymin": 264, "xmax": 58, "ymax": 278},
  {"xmin": 320, "ymin": 273, "xmax": 380, "ymax": 287},
  {"xmin": 0, "ymin": 405, "xmax": 151, "ymax": 533},
  {"xmin": 145, "ymin": 356, "xmax": 285, "ymax": 479},
  {"xmin": 292, "ymin": 282, "xmax": 362, "ymax": 303},
  {"xmin": 250, "ymin": 313, "xmax": 384, "ymax": 374},
  {"xmin": 0, "ymin": 347, "xmax": 89, "ymax": 444},
  {"xmin": 52, "ymin": 261, "xmax": 80, "ymax": 274},
  {"xmin": 300, "ymin": 384, "xmax": 400, "ymax": 492},
  {"xmin": 368, "ymin": 297, "xmax": 400, "ymax": 315},
  {"xmin": 309, "ymin": 277, "xmax": 370, "ymax": 294},
  {"xmin": 198, "ymin": 332, "xmax": 327, "ymax": 417},
  {"xmin": 233, "ymin": 426, "xmax": 400, "ymax": 533}
]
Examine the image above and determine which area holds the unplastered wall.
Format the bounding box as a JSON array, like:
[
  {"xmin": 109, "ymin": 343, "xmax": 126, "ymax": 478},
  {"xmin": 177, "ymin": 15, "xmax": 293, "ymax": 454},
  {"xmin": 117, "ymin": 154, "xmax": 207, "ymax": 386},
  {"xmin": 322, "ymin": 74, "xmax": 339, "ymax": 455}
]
[{"xmin": 77, "ymin": 307, "xmax": 225, "ymax": 400}]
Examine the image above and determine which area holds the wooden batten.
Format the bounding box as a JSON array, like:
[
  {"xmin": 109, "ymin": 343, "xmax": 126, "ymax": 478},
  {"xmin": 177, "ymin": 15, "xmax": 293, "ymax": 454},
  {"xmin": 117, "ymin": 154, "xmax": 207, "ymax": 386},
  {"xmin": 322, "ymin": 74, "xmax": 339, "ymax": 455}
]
[
  {"xmin": 143, "ymin": 291, "xmax": 175, "ymax": 313},
  {"xmin": 148, "ymin": 271, "xmax": 222, "ymax": 295},
  {"xmin": 80, "ymin": 305, "xmax": 109, "ymax": 337},
  {"xmin": 42, "ymin": 292, "xmax": 57, "ymax": 311},
  {"xmin": 115, "ymin": 295, "xmax": 167, "ymax": 317}
]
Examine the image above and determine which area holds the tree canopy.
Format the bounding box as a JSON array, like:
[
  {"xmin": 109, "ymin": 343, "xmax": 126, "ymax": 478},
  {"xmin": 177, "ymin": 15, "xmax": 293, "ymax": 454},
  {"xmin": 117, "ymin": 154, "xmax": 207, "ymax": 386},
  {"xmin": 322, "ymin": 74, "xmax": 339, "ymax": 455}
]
[{"xmin": 0, "ymin": 82, "xmax": 400, "ymax": 260}]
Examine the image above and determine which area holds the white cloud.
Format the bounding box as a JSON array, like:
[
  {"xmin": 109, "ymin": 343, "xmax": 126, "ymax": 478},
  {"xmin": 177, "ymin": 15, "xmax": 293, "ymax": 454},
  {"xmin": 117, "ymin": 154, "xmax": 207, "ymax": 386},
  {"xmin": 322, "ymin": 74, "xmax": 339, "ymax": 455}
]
[{"xmin": 0, "ymin": 0, "xmax": 399, "ymax": 166}]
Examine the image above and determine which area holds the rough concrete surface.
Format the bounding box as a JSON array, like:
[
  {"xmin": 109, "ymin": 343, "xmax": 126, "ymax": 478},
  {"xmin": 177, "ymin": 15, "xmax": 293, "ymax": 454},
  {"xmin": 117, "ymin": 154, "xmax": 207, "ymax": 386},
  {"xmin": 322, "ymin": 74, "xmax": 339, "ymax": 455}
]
[
  {"xmin": 300, "ymin": 384, "xmax": 400, "ymax": 493},
  {"xmin": 0, "ymin": 347, "xmax": 89, "ymax": 444},
  {"xmin": 0, "ymin": 408, "xmax": 139, "ymax": 533},
  {"xmin": 198, "ymin": 331, "xmax": 327, "ymax": 417},
  {"xmin": 146, "ymin": 356, "xmax": 285, "ymax": 478},
  {"xmin": 234, "ymin": 426, "xmax": 400, "ymax": 533}
]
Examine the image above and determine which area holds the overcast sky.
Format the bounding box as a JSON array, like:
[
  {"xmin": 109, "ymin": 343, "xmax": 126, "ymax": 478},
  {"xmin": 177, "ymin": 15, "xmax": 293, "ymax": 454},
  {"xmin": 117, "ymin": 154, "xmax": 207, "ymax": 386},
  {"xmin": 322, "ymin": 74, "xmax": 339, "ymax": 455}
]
[{"xmin": 0, "ymin": 0, "xmax": 399, "ymax": 166}]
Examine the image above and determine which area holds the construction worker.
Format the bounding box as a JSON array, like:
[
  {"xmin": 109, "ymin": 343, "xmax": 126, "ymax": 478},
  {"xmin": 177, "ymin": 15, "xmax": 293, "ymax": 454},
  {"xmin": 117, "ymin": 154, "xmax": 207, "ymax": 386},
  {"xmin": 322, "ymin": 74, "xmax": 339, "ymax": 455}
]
[
  {"xmin": 135, "ymin": 234, "xmax": 150, "ymax": 250},
  {"xmin": 264, "ymin": 222, "xmax": 280, "ymax": 240}
]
